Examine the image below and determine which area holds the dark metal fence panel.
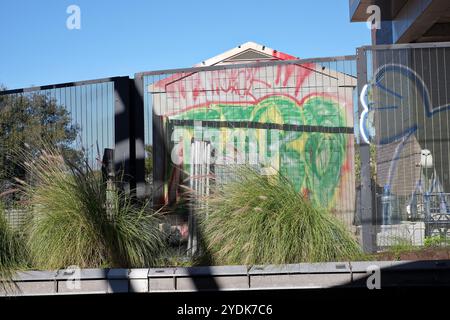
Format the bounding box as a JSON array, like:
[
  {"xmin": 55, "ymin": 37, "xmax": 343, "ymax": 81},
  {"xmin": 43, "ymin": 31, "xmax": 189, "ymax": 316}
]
[
  {"xmin": 0, "ymin": 76, "xmax": 141, "ymax": 229},
  {"xmin": 357, "ymin": 42, "xmax": 450, "ymax": 250},
  {"xmin": 141, "ymin": 58, "xmax": 358, "ymax": 236},
  {"xmin": 0, "ymin": 78, "xmax": 117, "ymax": 170}
]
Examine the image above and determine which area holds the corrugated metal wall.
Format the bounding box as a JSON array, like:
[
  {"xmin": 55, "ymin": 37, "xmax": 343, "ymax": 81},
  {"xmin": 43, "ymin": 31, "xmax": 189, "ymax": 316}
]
[{"xmin": 0, "ymin": 80, "xmax": 116, "ymax": 170}]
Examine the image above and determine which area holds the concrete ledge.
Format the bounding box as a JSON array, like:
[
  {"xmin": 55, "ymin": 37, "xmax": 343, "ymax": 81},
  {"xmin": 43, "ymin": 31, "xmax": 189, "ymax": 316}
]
[
  {"xmin": 56, "ymin": 268, "xmax": 107, "ymax": 280},
  {"xmin": 175, "ymin": 266, "xmax": 249, "ymax": 291},
  {"xmin": 249, "ymin": 263, "xmax": 351, "ymax": 289},
  {"xmin": 1, "ymin": 271, "xmax": 58, "ymax": 296},
  {"xmin": 56, "ymin": 268, "xmax": 108, "ymax": 294},
  {"xmin": 2, "ymin": 260, "xmax": 450, "ymax": 296},
  {"xmin": 350, "ymin": 260, "xmax": 450, "ymax": 287},
  {"xmin": 1, "ymin": 281, "xmax": 56, "ymax": 296},
  {"xmin": 250, "ymin": 273, "xmax": 351, "ymax": 289},
  {"xmin": 298, "ymin": 262, "xmax": 351, "ymax": 273},
  {"xmin": 148, "ymin": 268, "xmax": 176, "ymax": 292},
  {"xmin": 58, "ymin": 279, "xmax": 109, "ymax": 294},
  {"xmin": 249, "ymin": 264, "xmax": 300, "ymax": 275},
  {"xmin": 12, "ymin": 270, "xmax": 57, "ymax": 281},
  {"xmin": 129, "ymin": 269, "xmax": 149, "ymax": 293},
  {"xmin": 107, "ymin": 269, "xmax": 129, "ymax": 293},
  {"xmin": 175, "ymin": 265, "xmax": 248, "ymax": 276}
]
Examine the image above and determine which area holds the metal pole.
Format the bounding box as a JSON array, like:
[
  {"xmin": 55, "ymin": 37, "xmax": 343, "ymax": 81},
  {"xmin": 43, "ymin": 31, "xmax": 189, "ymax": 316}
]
[{"xmin": 357, "ymin": 47, "xmax": 376, "ymax": 253}]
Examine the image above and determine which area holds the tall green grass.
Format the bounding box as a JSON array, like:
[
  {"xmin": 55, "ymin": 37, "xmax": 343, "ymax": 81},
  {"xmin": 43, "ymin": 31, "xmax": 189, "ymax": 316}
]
[
  {"xmin": 18, "ymin": 146, "xmax": 165, "ymax": 269},
  {"xmin": 198, "ymin": 166, "xmax": 362, "ymax": 265},
  {"xmin": 0, "ymin": 201, "xmax": 27, "ymax": 284}
]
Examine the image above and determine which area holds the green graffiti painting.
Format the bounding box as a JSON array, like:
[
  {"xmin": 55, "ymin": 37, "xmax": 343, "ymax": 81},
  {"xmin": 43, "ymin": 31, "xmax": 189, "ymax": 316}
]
[{"xmin": 170, "ymin": 95, "xmax": 349, "ymax": 208}]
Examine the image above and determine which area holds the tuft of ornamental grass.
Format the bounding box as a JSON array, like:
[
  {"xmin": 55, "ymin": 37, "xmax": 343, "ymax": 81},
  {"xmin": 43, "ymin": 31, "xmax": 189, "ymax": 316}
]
[
  {"xmin": 18, "ymin": 146, "xmax": 166, "ymax": 270},
  {"xmin": 197, "ymin": 166, "xmax": 362, "ymax": 265},
  {"xmin": 0, "ymin": 201, "xmax": 27, "ymax": 288}
]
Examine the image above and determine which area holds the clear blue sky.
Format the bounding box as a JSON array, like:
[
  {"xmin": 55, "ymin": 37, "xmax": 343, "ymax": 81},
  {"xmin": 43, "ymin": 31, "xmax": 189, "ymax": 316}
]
[{"xmin": 0, "ymin": 0, "xmax": 369, "ymax": 89}]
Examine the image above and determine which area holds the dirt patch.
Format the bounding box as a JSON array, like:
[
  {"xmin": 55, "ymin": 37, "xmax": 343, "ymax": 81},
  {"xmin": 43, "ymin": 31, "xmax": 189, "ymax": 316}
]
[{"xmin": 374, "ymin": 247, "xmax": 450, "ymax": 261}]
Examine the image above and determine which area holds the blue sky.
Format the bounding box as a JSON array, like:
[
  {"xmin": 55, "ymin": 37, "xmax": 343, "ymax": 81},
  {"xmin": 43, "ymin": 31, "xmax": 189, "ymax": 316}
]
[{"xmin": 0, "ymin": 0, "xmax": 369, "ymax": 89}]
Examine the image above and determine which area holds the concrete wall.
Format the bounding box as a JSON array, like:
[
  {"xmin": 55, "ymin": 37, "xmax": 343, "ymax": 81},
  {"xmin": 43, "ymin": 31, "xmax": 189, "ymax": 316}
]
[{"xmin": 2, "ymin": 261, "xmax": 450, "ymax": 296}]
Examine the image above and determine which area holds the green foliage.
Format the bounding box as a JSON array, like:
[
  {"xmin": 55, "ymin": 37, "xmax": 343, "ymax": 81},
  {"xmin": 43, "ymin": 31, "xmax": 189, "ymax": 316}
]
[
  {"xmin": 390, "ymin": 242, "xmax": 415, "ymax": 253},
  {"xmin": 158, "ymin": 249, "xmax": 195, "ymax": 268},
  {"xmin": 424, "ymin": 235, "xmax": 450, "ymax": 247},
  {"xmin": 0, "ymin": 92, "xmax": 79, "ymax": 202},
  {"xmin": 145, "ymin": 145, "xmax": 153, "ymax": 182},
  {"xmin": 197, "ymin": 166, "xmax": 362, "ymax": 265},
  {"xmin": 19, "ymin": 145, "xmax": 166, "ymax": 269},
  {"xmin": 387, "ymin": 238, "xmax": 417, "ymax": 260}
]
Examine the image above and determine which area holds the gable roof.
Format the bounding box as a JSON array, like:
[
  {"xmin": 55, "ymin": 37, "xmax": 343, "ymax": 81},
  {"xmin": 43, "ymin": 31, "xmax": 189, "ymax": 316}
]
[
  {"xmin": 194, "ymin": 41, "xmax": 299, "ymax": 66},
  {"xmin": 148, "ymin": 42, "xmax": 357, "ymax": 117}
]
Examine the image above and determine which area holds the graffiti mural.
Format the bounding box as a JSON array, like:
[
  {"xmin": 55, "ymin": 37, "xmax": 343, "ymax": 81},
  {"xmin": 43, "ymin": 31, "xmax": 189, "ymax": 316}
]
[
  {"xmin": 150, "ymin": 61, "xmax": 356, "ymax": 219},
  {"xmin": 360, "ymin": 62, "xmax": 450, "ymax": 192},
  {"xmin": 171, "ymin": 95, "xmax": 349, "ymax": 208},
  {"xmin": 359, "ymin": 48, "xmax": 450, "ymax": 228}
]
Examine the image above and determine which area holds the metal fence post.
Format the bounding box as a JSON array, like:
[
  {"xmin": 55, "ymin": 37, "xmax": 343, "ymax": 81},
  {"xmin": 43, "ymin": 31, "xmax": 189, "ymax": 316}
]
[
  {"xmin": 113, "ymin": 77, "xmax": 132, "ymax": 192},
  {"xmin": 131, "ymin": 75, "xmax": 146, "ymax": 199},
  {"xmin": 357, "ymin": 47, "xmax": 376, "ymax": 253},
  {"xmin": 152, "ymin": 113, "xmax": 167, "ymax": 208}
]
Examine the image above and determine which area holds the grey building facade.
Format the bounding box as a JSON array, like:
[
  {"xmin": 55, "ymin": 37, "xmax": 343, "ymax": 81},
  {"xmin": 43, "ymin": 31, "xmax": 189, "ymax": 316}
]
[{"xmin": 350, "ymin": 0, "xmax": 450, "ymax": 44}]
